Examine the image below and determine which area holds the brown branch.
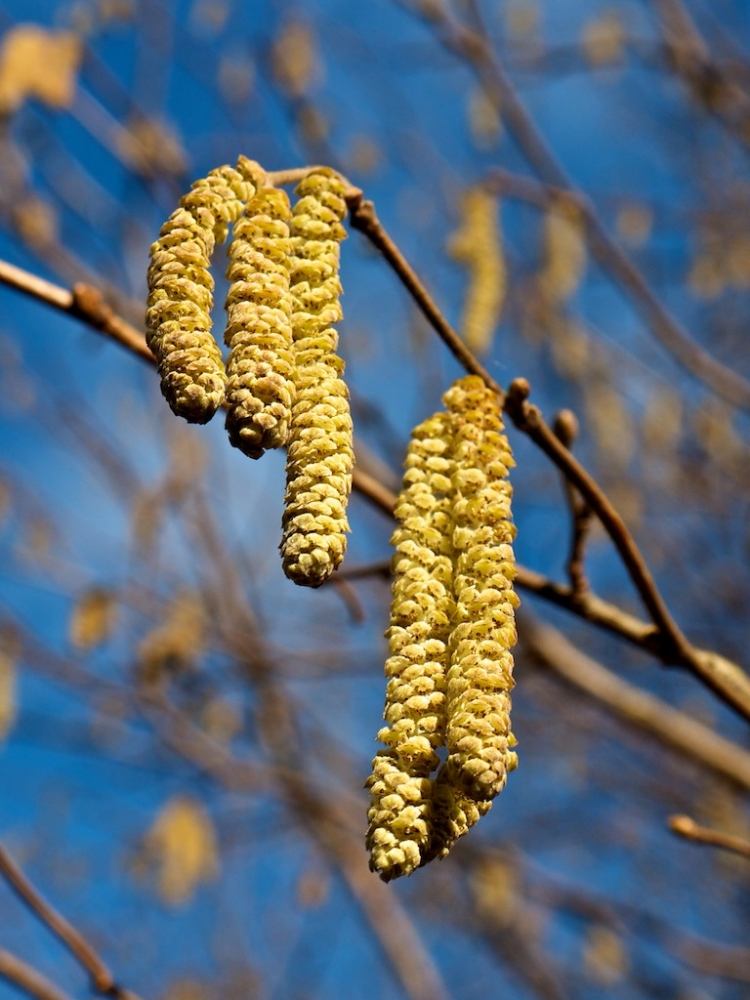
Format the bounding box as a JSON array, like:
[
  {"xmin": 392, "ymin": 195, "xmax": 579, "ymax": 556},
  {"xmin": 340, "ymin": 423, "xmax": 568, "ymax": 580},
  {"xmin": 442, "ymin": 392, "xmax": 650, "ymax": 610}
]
[
  {"xmin": 3, "ymin": 237, "xmax": 750, "ymax": 721},
  {"xmin": 0, "ymin": 846, "xmax": 139, "ymax": 1000},
  {"xmin": 519, "ymin": 612, "xmax": 750, "ymax": 791},
  {"xmin": 669, "ymin": 814, "xmax": 750, "ymax": 859},
  {"xmin": 0, "ymin": 949, "xmax": 73, "ymax": 1000},
  {"xmin": 403, "ymin": 0, "xmax": 750, "ymax": 411},
  {"xmin": 552, "ymin": 409, "xmax": 592, "ymax": 596}
]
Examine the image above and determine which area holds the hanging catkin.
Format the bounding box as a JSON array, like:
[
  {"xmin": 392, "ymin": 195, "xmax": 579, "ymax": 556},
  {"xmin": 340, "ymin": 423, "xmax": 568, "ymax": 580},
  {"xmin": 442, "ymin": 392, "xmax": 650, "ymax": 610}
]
[
  {"xmin": 423, "ymin": 768, "xmax": 492, "ymax": 863},
  {"xmin": 443, "ymin": 375, "xmax": 519, "ymax": 802},
  {"xmin": 377, "ymin": 411, "xmax": 455, "ymax": 771},
  {"xmin": 224, "ymin": 186, "xmax": 296, "ymax": 457},
  {"xmin": 146, "ymin": 156, "xmax": 264, "ymax": 423},
  {"xmin": 366, "ymin": 750, "xmax": 432, "ymax": 882},
  {"xmin": 366, "ymin": 410, "xmax": 455, "ymax": 881},
  {"xmin": 281, "ymin": 168, "xmax": 353, "ymax": 587}
]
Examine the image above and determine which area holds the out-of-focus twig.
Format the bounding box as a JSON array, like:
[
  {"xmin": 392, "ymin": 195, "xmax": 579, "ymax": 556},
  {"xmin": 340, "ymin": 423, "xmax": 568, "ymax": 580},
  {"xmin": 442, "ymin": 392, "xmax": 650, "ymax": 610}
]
[
  {"xmin": 553, "ymin": 409, "xmax": 592, "ymax": 596},
  {"xmin": 0, "ymin": 846, "xmax": 140, "ymax": 1000},
  {"xmin": 2, "ymin": 245, "xmax": 750, "ymax": 722},
  {"xmin": 400, "ymin": 0, "xmax": 750, "ymax": 411},
  {"xmin": 669, "ymin": 814, "xmax": 750, "ymax": 859},
  {"xmin": 0, "ymin": 949, "xmax": 73, "ymax": 1000},
  {"xmin": 519, "ymin": 612, "xmax": 750, "ymax": 791}
]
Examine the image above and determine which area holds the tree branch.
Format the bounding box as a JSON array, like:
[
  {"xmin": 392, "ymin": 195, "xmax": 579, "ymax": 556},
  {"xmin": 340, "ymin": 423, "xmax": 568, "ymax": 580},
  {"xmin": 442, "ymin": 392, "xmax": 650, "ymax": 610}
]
[
  {"xmin": 0, "ymin": 949, "xmax": 73, "ymax": 1000},
  {"xmin": 0, "ymin": 846, "xmax": 139, "ymax": 1000},
  {"xmin": 669, "ymin": 814, "xmax": 750, "ymax": 859}
]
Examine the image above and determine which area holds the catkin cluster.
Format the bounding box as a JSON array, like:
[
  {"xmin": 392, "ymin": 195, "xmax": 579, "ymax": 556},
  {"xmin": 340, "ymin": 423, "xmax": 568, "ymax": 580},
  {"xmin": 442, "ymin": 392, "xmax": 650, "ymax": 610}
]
[
  {"xmin": 281, "ymin": 169, "xmax": 354, "ymax": 588},
  {"xmin": 367, "ymin": 375, "xmax": 518, "ymax": 881},
  {"xmin": 146, "ymin": 156, "xmax": 264, "ymax": 423},
  {"xmin": 146, "ymin": 160, "xmax": 353, "ymax": 587}
]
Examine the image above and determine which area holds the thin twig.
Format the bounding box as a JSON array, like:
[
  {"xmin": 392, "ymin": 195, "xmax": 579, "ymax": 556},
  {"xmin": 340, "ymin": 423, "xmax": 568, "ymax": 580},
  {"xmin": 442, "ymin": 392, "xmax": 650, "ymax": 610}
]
[
  {"xmin": 0, "ymin": 846, "xmax": 139, "ymax": 1000},
  {"xmin": 669, "ymin": 815, "xmax": 750, "ymax": 859},
  {"xmin": 2, "ymin": 245, "xmax": 750, "ymax": 721},
  {"xmin": 0, "ymin": 949, "xmax": 73, "ymax": 1000},
  {"xmin": 552, "ymin": 409, "xmax": 592, "ymax": 596}
]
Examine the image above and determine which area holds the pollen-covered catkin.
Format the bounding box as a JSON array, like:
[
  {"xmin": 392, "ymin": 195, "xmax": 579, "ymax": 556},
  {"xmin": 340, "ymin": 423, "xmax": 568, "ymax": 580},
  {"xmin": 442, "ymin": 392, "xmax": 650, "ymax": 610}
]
[
  {"xmin": 443, "ymin": 375, "xmax": 519, "ymax": 802},
  {"xmin": 422, "ymin": 766, "xmax": 492, "ymax": 863},
  {"xmin": 146, "ymin": 157, "xmax": 264, "ymax": 423},
  {"xmin": 224, "ymin": 186, "xmax": 295, "ymax": 457},
  {"xmin": 281, "ymin": 168, "xmax": 353, "ymax": 587},
  {"xmin": 377, "ymin": 411, "xmax": 455, "ymax": 773},
  {"xmin": 366, "ymin": 750, "xmax": 432, "ymax": 882}
]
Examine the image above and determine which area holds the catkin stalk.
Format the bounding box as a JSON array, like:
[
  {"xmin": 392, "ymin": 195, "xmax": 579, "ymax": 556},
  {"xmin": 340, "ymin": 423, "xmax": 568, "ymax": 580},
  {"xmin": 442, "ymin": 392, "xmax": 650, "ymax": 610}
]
[
  {"xmin": 443, "ymin": 375, "xmax": 519, "ymax": 801},
  {"xmin": 224, "ymin": 186, "xmax": 296, "ymax": 457},
  {"xmin": 146, "ymin": 156, "xmax": 264, "ymax": 423},
  {"xmin": 281, "ymin": 168, "xmax": 353, "ymax": 587}
]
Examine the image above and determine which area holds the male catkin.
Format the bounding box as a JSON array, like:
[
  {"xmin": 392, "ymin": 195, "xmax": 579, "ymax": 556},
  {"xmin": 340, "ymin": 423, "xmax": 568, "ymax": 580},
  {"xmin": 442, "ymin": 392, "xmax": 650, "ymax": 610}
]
[
  {"xmin": 366, "ymin": 750, "xmax": 432, "ymax": 882},
  {"xmin": 281, "ymin": 168, "xmax": 353, "ymax": 587},
  {"xmin": 366, "ymin": 410, "xmax": 455, "ymax": 881},
  {"xmin": 377, "ymin": 411, "xmax": 455, "ymax": 772},
  {"xmin": 224, "ymin": 186, "xmax": 296, "ymax": 457},
  {"xmin": 443, "ymin": 375, "xmax": 519, "ymax": 801},
  {"xmin": 146, "ymin": 157, "xmax": 264, "ymax": 423}
]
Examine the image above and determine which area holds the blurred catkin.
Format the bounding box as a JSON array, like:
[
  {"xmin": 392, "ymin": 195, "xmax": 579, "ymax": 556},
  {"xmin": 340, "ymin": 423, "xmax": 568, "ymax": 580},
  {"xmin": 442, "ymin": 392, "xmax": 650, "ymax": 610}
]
[
  {"xmin": 281, "ymin": 168, "xmax": 353, "ymax": 587},
  {"xmin": 146, "ymin": 157, "xmax": 264, "ymax": 423},
  {"xmin": 448, "ymin": 187, "xmax": 506, "ymax": 354},
  {"xmin": 443, "ymin": 375, "xmax": 519, "ymax": 801},
  {"xmin": 224, "ymin": 186, "xmax": 296, "ymax": 457}
]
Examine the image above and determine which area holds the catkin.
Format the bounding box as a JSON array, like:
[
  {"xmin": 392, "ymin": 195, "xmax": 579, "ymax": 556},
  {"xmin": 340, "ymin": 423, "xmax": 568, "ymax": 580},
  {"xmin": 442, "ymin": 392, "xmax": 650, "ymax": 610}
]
[
  {"xmin": 366, "ymin": 411, "xmax": 455, "ymax": 880},
  {"xmin": 377, "ymin": 411, "xmax": 455, "ymax": 772},
  {"xmin": 423, "ymin": 766, "xmax": 492, "ymax": 863},
  {"xmin": 366, "ymin": 750, "xmax": 432, "ymax": 882},
  {"xmin": 443, "ymin": 375, "xmax": 519, "ymax": 802},
  {"xmin": 146, "ymin": 156, "xmax": 264, "ymax": 423},
  {"xmin": 224, "ymin": 186, "xmax": 296, "ymax": 457},
  {"xmin": 448, "ymin": 188, "xmax": 506, "ymax": 355},
  {"xmin": 281, "ymin": 168, "xmax": 353, "ymax": 587}
]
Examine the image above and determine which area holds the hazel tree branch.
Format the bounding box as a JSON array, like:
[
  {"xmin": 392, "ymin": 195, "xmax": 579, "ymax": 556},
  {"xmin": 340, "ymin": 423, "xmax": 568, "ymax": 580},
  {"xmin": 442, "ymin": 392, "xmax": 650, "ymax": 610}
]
[
  {"xmin": 400, "ymin": 0, "xmax": 750, "ymax": 411},
  {"xmin": 1, "ymin": 253, "xmax": 749, "ymax": 721},
  {"xmin": 669, "ymin": 815, "xmax": 750, "ymax": 859},
  {"xmin": 0, "ymin": 949, "xmax": 73, "ymax": 1000},
  {"xmin": 0, "ymin": 846, "xmax": 140, "ymax": 1000},
  {"xmin": 552, "ymin": 409, "xmax": 593, "ymax": 597}
]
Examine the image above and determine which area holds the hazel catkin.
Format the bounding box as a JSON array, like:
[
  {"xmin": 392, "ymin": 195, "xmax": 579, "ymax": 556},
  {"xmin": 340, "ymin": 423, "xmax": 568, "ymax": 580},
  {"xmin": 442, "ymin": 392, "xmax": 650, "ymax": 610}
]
[
  {"xmin": 443, "ymin": 375, "xmax": 519, "ymax": 802},
  {"xmin": 146, "ymin": 156, "xmax": 264, "ymax": 423},
  {"xmin": 377, "ymin": 411, "xmax": 455, "ymax": 773},
  {"xmin": 224, "ymin": 186, "xmax": 296, "ymax": 457},
  {"xmin": 366, "ymin": 750, "xmax": 432, "ymax": 882},
  {"xmin": 281, "ymin": 168, "xmax": 353, "ymax": 587}
]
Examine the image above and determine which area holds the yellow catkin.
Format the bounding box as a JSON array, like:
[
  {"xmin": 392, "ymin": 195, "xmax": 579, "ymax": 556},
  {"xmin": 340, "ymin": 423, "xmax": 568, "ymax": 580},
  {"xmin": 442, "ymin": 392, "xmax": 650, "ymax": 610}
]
[
  {"xmin": 366, "ymin": 411, "xmax": 455, "ymax": 881},
  {"xmin": 422, "ymin": 766, "xmax": 492, "ymax": 863},
  {"xmin": 448, "ymin": 188, "xmax": 506, "ymax": 355},
  {"xmin": 146, "ymin": 156, "xmax": 263, "ymax": 423},
  {"xmin": 224, "ymin": 186, "xmax": 296, "ymax": 457},
  {"xmin": 365, "ymin": 750, "xmax": 432, "ymax": 882},
  {"xmin": 281, "ymin": 168, "xmax": 353, "ymax": 587},
  {"xmin": 443, "ymin": 375, "xmax": 519, "ymax": 801},
  {"xmin": 378, "ymin": 411, "xmax": 455, "ymax": 772}
]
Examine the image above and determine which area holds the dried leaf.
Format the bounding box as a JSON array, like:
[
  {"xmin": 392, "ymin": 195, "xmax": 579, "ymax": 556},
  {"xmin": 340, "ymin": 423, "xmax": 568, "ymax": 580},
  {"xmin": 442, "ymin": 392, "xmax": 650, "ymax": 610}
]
[
  {"xmin": 69, "ymin": 588, "xmax": 118, "ymax": 651},
  {"xmin": 143, "ymin": 796, "xmax": 218, "ymax": 907},
  {"xmin": 0, "ymin": 25, "xmax": 81, "ymax": 113}
]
